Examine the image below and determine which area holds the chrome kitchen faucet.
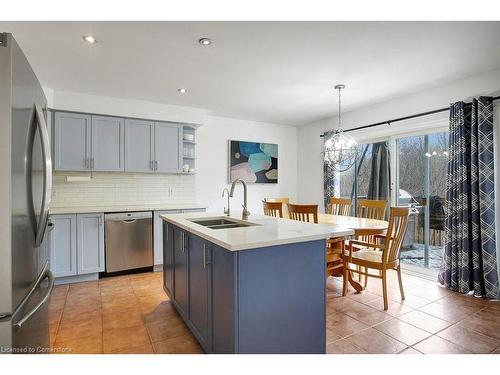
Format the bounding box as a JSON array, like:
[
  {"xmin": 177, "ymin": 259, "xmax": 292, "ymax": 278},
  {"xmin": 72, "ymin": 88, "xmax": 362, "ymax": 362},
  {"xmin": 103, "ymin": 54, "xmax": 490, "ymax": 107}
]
[
  {"xmin": 222, "ymin": 187, "xmax": 231, "ymax": 216},
  {"xmin": 229, "ymin": 179, "xmax": 250, "ymax": 220}
]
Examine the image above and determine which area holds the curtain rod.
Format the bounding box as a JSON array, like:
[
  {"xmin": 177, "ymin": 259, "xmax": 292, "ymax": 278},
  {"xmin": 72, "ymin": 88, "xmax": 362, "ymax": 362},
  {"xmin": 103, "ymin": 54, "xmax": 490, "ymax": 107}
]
[{"xmin": 320, "ymin": 95, "xmax": 500, "ymax": 137}]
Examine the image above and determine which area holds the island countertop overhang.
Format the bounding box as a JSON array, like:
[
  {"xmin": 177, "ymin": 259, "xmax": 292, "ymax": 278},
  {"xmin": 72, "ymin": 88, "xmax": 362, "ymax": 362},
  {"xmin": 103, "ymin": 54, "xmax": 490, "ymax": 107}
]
[{"xmin": 160, "ymin": 212, "xmax": 354, "ymax": 251}]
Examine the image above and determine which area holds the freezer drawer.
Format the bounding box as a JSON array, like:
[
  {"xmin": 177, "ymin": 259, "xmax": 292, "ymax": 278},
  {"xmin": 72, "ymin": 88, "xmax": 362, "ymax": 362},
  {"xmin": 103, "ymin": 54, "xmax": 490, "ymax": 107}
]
[{"xmin": 104, "ymin": 212, "xmax": 153, "ymax": 273}]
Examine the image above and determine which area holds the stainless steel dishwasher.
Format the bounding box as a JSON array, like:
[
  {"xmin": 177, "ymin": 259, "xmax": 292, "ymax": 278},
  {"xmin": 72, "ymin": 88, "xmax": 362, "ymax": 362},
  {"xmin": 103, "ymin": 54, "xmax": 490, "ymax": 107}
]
[{"xmin": 105, "ymin": 211, "xmax": 153, "ymax": 273}]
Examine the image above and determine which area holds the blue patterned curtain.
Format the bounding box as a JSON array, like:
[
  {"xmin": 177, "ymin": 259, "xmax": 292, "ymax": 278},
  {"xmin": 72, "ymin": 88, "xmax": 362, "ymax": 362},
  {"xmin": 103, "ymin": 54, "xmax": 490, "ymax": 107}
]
[{"xmin": 438, "ymin": 97, "xmax": 499, "ymax": 299}]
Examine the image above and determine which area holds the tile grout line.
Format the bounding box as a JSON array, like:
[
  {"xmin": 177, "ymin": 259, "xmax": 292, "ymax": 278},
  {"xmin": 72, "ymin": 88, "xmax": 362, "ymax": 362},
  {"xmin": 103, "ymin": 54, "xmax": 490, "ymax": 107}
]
[
  {"xmin": 130, "ymin": 276, "xmax": 157, "ymax": 353},
  {"xmin": 52, "ymin": 285, "xmax": 69, "ymax": 349}
]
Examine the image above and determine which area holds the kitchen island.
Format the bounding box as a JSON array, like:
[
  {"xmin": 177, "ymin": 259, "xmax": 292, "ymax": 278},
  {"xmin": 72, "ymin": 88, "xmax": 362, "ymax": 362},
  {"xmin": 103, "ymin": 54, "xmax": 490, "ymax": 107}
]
[{"xmin": 161, "ymin": 212, "xmax": 353, "ymax": 354}]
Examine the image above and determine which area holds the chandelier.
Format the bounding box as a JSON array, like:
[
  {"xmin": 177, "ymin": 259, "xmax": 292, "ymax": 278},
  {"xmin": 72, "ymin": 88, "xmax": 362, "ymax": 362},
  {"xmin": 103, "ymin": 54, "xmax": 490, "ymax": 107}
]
[{"xmin": 323, "ymin": 84, "xmax": 359, "ymax": 172}]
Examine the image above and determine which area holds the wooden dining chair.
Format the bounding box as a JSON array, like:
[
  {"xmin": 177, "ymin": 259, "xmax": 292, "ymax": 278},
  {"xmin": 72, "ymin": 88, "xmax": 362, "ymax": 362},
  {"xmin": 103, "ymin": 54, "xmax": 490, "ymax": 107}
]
[
  {"xmin": 328, "ymin": 197, "xmax": 352, "ymax": 216},
  {"xmin": 357, "ymin": 199, "xmax": 387, "ymax": 220},
  {"xmin": 264, "ymin": 197, "xmax": 290, "ymax": 218},
  {"xmin": 262, "ymin": 201, "xmax": 283, "ymax": 218},
  {"xmin": 342, "ymin": 206, "xmax": 410, "ymax": 310},
  {"xmin": 355, "ymin": 200, "xmax": 388, "ymax": 284},
  {"xmin": 287, "ymin": 203, "xmax": 318, "ymax": 224}
]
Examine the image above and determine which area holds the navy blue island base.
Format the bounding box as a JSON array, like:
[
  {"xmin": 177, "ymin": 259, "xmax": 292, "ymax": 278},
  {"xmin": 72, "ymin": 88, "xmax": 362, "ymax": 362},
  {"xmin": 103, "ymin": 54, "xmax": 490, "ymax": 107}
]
[{"xmin": 163, "ymin": 221, "xmax": 327, "ymax": 354}]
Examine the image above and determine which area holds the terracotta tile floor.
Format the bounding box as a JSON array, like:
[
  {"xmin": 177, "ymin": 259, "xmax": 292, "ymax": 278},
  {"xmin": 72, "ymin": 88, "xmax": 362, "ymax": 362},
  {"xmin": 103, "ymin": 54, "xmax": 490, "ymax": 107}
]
[
  {"xmin": 49, "ymin": 270, "xmax": 500, "ymax": 354},
  {"xmin": 49, "ymin": 272, "xmax": 203, "ymax": 354},
  {"xmin": 326, "ymin": 272, "xmax": 500, "ymax": 354}
]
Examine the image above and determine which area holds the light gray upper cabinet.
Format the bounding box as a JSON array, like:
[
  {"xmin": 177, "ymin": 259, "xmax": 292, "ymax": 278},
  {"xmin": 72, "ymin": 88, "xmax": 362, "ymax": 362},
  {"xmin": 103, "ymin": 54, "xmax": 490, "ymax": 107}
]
[
  {"xmin": 54, "ymin": 112, "xmax": 91, "ymax": 171},
  {"xmin": 91, "ymin": 116, "xmax": 125, "ymax": 172},
  {"xmin": 54, "ymin": 111, "xmax": 191, "ymax": 174},
  {"xmin": 154, "ymin": 122, "xmax": 182, "ymax": 173},
  {"xmin": 77, "ymin": 213, "xmax": 105, "ymax": 274},
  {"xmin": 50, "ymin": 214, "xmax": 77, "ymax": 278},
  {"xmin": 124, "ymin": 119, "xmax": 154, "ymax": 173}
]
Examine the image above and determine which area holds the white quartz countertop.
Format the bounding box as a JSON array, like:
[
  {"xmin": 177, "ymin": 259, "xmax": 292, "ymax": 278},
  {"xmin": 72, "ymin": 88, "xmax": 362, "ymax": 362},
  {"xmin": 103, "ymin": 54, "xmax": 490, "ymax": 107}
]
[
  {"xmin": 50, "ymin": 203, "xmax": 207, "ymax": 215},
  {"xmin": 161, "ymin": 211, "xmax": 354, "ymax": 251}
]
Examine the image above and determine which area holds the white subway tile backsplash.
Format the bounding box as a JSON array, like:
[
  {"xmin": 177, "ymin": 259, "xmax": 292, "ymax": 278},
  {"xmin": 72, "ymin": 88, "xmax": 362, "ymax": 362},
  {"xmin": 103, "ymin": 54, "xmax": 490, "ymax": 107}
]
[{"xmin": 51, "ymin": 172, "xmax": 196, "ymax": 209}]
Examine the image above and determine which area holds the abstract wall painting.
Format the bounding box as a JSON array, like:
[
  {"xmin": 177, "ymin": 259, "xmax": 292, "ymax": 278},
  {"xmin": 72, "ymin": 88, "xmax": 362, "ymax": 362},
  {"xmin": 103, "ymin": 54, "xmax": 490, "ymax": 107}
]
[{"xmin": 229, "ymin": 140, "xmax": 278, "ymax": 183}]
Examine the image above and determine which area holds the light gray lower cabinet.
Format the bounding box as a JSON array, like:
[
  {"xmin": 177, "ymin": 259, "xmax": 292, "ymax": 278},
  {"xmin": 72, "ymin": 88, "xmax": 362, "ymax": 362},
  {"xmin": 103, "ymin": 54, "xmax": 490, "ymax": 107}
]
[
  {"xmin": 50, "ymin": 213, "xmax": 105, "ymax": 278},
  {"xmin": 91, "ymin": 116, "xmax": 125, "ymax": 172},
  {"xmin": 77, "ymin": 213, "xmax": 105, "ymax": 274},
  {"xmin": 54, "ymin": 112, "xmax": 91, "ymax": 171},
  {"xmin": 124, "ymin": 119, "xmax": 154, "ymax": 173},
  {"xmin": 50, "ymin": 214, "xmax": 77, "ymax": 277},
  {"xmin": 154, "ymin": 122, "xmax": 182, "ymax": 173}
]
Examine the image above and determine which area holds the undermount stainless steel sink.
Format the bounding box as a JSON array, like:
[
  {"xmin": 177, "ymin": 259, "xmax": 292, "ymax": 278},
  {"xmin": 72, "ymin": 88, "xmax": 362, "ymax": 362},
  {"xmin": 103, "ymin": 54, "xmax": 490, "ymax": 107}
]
[{"xmin": 187, "ymin": 217, "xmax": 259, "ymax": 230}]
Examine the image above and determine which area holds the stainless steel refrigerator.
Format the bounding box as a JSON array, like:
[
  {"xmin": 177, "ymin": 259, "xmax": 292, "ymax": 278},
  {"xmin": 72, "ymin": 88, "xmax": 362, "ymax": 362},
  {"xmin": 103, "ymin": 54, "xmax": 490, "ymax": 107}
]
[{"xmin": 0, "ymin": 32, "xmax": 54, "ymax": 353}]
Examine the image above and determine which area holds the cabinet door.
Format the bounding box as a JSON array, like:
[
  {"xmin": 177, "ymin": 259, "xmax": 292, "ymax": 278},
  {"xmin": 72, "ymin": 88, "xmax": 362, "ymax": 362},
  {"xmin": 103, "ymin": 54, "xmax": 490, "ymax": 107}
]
[
  {"xmin": 54, "ymin": 112, "xmax": 91, "ymax": 171},
  {"xmin": 154, "ymin": 122, "xmax": 182, "ymax": 173},
  {"xmin": 173, "ymin": 227, "xmax": 189, "ymax": 318},
  {"xmin": 91, "ymin": 116, "xmax": 125, "ymax": 172},
  {"xmin": 188, "ymin": 235, "xmax": 212, "ymax": 351},
  {"xmin": 162, "ymin": 221, "xmax": 174, "ymax": 298},
  {"xmin": 153, "ymin": 210, "xmax": 182, "ymax": 265},
  {"xmin": 49, "ymin": 214, "xmax": 77, "ymax": 277},
  {"xmin": 76, "ymin": 213, "xmax": 105, "ymax": 274},
  {"xmin": 124, "ymin": 119, "xmax": 154, "ymax": 173}
]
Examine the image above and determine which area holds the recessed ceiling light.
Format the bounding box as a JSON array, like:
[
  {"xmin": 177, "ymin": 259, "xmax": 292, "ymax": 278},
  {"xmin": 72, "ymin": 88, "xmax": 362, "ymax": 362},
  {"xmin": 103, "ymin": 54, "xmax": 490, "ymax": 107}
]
[
  {"xmin": 177, "ymin": 88, "xmax": 187, "ymax": 94},
  {"xmin": 198, "ymin": 38, "xmax": 213, "ymax": 46},
  {"xmin": 82, "ymin": 35, "xmax": 97, "ymax": 44}
]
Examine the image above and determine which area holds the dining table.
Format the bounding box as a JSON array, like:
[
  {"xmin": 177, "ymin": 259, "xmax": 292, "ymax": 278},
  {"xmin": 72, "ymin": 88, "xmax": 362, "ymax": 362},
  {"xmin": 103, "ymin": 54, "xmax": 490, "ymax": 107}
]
[{"xmin": 318, "ymin": 213, "xmax": 389, "ymax": 292}]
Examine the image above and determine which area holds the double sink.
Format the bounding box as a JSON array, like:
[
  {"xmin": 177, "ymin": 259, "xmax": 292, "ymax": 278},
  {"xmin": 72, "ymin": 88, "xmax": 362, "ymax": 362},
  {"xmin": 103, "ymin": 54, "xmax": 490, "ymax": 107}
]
[{"xmin": 188, "ymin": 217, "xmax": 259, "ymax": 230}]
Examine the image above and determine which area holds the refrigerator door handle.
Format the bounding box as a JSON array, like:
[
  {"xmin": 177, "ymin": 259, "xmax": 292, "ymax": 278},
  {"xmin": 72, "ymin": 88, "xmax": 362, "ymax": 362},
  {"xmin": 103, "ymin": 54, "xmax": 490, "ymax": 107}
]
[
  {"xmin": 26, "ymin": 103, "xmax": 53, "ymax": 247},
  {"xmin": 13, "ymin": 262, "xmax": 54, "ymax": 330}
]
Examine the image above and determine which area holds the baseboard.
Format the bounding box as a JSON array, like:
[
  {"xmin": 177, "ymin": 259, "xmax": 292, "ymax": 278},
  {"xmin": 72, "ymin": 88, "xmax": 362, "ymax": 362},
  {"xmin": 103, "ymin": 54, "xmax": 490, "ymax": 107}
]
[
  {"xmin": 153, "ymin": 264, "xmax": 163, "ymax": 272},
  {"xmin": 54, "ymin": 273, "xmax": 99, "ymax": 285}
]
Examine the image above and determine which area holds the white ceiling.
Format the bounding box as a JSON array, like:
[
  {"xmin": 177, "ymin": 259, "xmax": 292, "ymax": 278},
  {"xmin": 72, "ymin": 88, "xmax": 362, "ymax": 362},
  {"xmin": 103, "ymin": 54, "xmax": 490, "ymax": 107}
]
[{"xmin": 2, "ymin": 21, "xmax": 500, "ymax": 125}]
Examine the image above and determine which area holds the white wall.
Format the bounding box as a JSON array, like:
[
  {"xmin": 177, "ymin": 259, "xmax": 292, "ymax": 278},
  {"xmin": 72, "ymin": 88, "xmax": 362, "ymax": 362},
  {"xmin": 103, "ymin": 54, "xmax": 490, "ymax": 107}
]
[
  {"xmin": 297, "ymin": 68, "xmax": 500, "ymax": 209},
  {"xmin": 45, "ymin": 88, "xmax": 207, "ymax": 125},
  {"xmin": 47, "ymin": 89, "xmax": 297, "ymax": 214},
  {"xmin": 196, "ymin": 115, "xmax": 297, "ymax": 214}
]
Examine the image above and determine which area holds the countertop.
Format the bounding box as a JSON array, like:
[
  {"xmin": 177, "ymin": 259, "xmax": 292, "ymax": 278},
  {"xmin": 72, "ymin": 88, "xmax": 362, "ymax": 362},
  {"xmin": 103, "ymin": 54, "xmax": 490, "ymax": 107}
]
[
  {"xmin": 50, "ymin": 203, "xmax": 207, "ymax": 215},
  {"xmin": 161, "ymin": 211, "xmax": 354, "ymax": 251}
]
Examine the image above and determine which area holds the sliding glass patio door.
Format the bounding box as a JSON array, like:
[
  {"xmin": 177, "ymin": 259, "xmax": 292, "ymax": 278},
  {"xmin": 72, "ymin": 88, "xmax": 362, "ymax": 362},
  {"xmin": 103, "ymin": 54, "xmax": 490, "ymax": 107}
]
[{"xmin": 395, "ymin": 131, "xmax": 448, "ymax": 274}]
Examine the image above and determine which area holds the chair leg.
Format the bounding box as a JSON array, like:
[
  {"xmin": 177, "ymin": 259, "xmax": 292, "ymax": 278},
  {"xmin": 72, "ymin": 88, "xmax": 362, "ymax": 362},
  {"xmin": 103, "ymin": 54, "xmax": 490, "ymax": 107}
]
[
  {"xmin": 342, "ymin": 262, "xmax": 349, "ymax": 296},
  {"xmin": 363, "ymin": 267, "xmax": 368, "ymax": 288},
  {"xmin": 382, "ymin": 269, "xmax": 388, "ymax": 311},
  {"xmin": 397, "ymin": 265, "xmax": 405, "ymax": 300}
]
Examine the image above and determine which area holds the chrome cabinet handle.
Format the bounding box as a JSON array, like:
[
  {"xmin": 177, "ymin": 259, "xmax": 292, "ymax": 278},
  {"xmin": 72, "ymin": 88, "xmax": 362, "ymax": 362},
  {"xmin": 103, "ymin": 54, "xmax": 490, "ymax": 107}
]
[
  {"xmin": 203, "ymin": 243, "xmax": 210, "ymax": 269},
  {"xmin": 91, "ymin": 158, "xmax": 94, "ymax": 169},
  {"xmin": 155, "ymin": 160, "xmax": 158, "ymax": 170},
  {"xmin": 85, "ymin": 158, "xmax": 89, "ymax": 168}
]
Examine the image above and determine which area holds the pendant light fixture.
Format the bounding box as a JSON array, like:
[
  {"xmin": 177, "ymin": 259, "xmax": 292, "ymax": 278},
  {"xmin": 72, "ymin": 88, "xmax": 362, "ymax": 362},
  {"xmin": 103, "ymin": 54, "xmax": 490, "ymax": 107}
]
[{"xmin": 323, "ymin": 84, "xmax": 359, "ymax": 172}]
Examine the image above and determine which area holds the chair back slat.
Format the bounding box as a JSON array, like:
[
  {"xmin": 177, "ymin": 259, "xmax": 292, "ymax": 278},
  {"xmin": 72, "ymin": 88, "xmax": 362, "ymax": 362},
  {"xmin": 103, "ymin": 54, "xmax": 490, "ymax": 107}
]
[
  {"xmin": 264, "ymin": 197, "xmax": 290, "ymax": 218},
  {"xmin": 384, "ymin": 207, "xmax": 410, "ymax": 264},
  {"xmin": 262, "ymin": 201, "xmax": 283, "ymax": 218},
  {"xmin": 287, "ymin": 203, "xmax": 318, "ymax": 224},
  {"xmin": 328, "ymin": 197, "xmax": 352, "ymax": 216},
  {"xmin": 357, "ymin": 199, "xmax": 387, "ymax": 220}
]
